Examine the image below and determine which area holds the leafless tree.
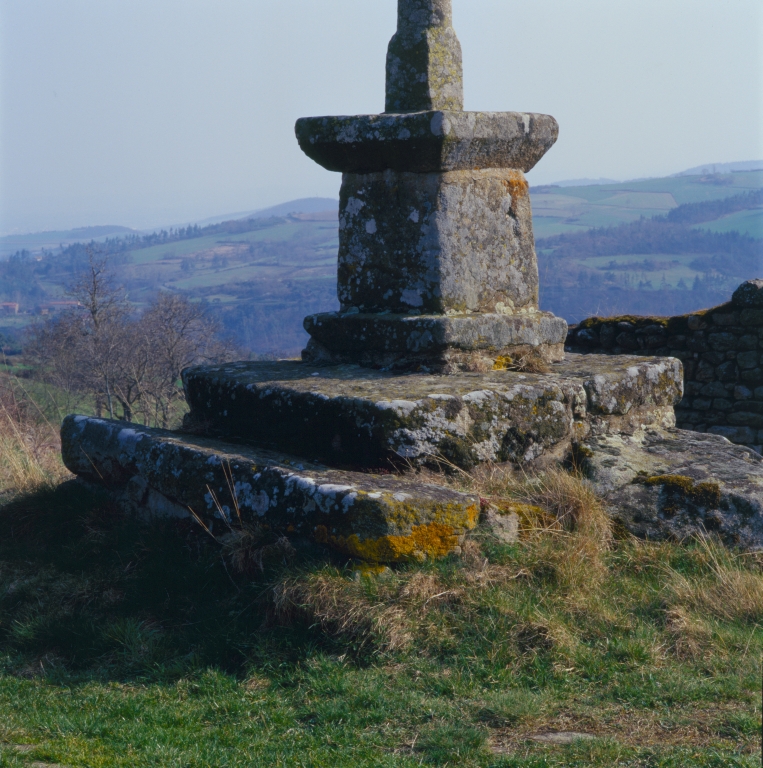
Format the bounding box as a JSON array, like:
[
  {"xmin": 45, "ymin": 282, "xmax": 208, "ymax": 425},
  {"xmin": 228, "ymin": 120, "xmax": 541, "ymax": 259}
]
[{"xmin": 29, "ymin": 251, "xmax": 235, "ymax": 427}]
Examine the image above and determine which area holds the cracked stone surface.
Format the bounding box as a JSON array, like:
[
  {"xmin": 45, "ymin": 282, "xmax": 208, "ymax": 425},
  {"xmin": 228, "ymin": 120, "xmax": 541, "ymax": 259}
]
[
  {"xmin": 579, "ymin": 428, "xmax": 763, "ymax": 550},
  {"xmin": 182, "ymin": 355, "xmax": 682, "ymax": 470},
  {"xmin": 61, "ymin": 415, "xmax": 479, "ymax": 563}
]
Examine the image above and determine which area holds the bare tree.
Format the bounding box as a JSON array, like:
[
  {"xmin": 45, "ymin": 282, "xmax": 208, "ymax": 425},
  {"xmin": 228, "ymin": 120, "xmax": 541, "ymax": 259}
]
[
  {"xmin": 136, "ymin": 292, "xmax": 234, "ymax": 427},
  {"xmin": 29, "ymin": 253, "xmax": 235, "ymax": 427}
]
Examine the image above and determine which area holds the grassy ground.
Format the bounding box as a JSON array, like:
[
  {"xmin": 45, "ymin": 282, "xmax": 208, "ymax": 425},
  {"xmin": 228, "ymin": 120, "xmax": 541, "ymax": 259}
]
[{"xmin": 0, "ymin": 412, "xmax": 760, "ymax": 768}]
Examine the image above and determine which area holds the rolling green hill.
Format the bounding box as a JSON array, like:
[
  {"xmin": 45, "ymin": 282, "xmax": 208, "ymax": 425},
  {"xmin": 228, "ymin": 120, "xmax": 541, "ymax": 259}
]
[
  {"xmin": 532, "ymin": 170, "xmax": 763, "ymax": 239},
  {"xmin": 1, "ymin": 171, "xmax": 761, "ymax": 354}
]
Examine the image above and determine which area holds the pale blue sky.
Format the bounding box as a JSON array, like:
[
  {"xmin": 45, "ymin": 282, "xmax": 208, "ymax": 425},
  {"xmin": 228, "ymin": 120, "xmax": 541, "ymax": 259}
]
[{"xmin": 1, "ymin": 0, "xmax": 762, "ymax": 235}]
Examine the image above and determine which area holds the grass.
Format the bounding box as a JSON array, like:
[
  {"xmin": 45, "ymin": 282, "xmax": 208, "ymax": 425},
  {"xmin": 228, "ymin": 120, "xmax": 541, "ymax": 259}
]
[
  {"xmin": 0, "ymin": 374, "xmax": 70, "ymax": 496},
  {"xmin": 0, "ymin": 439, "xmax": 760, "ymax": 767}
]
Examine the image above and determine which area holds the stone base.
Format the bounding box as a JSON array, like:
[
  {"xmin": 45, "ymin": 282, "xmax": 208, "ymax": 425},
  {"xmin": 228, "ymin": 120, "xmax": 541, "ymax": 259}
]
[
  {"xmin": 182, "ymin": 354, "xmax": 683, "ymax": 470},
  {"xmin": 61, "ymin": 415, "xmax": 479, "ymax": 564},
  {"xmin": 303, "ymin": 310, "xmax": 567, "ymax": 372},
  {"xmin": 579, "ymin": 428, "xmax": 763, "ymax": 550}
]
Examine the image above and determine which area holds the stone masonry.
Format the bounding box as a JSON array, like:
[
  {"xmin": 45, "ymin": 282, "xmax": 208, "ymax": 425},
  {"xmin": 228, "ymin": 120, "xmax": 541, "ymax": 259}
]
[
  {"xmin": 60, "ymin": 1, "xmax": 763, "ymax": 556},
  {"xmin": 567, "ymin": 279, "xmax": 763, "ymax": 452},
  {"xmin": 296, "ymin": 0, "xmax": 566, "ymax": 371}
]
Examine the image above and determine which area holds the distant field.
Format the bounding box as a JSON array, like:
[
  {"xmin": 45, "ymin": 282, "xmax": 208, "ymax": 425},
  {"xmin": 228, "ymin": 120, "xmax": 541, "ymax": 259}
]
[
  {"xmin": 696, "ymin": 207, "xmax": 763, "ymax": 238},
  {"xmin": 577, "ymin": 253, "xmax": 700, "ymax": 289},
  {"xmin": 532, "ymin": 170, "xmax": 763, "ymax": 238}
]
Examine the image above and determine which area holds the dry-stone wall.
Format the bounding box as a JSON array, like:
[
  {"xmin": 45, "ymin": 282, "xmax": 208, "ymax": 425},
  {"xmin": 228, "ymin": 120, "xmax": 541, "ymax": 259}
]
[{"xmin": 566, "ymin": 279, "xmax": 763, "ymax": 452}]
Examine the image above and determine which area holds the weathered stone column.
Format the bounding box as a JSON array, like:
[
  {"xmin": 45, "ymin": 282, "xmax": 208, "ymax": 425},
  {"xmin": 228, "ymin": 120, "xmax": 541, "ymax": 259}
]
[
  {"xmin": 385, "ymin": 0, "xmax": 463, "ymax": 112},
  {"xmin": 295, "ymin": 0, "xmax": 567, "ymax": 372}
]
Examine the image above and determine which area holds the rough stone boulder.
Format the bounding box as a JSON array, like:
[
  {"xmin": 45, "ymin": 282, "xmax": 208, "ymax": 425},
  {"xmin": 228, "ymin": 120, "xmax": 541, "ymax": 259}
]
[{"xmin": 578, "ymin": 428, "xmax": 763, "ymax": 550}]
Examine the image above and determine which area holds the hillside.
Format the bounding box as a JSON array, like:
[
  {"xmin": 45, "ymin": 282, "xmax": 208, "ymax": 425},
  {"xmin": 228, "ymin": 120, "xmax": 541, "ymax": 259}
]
[
  {"xmin": 532, "ymin": 169, "xmax": 763, "ymax": 239},
  {"xmin": 0, "ymin": 171, "xmax": 761, "ymax": 355}
]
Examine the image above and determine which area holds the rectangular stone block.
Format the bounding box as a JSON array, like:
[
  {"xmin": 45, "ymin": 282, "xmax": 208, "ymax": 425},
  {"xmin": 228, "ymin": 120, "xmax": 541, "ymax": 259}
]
[
  {"xmin": 303, "ymin": 310, "xmax": 567, "ymax": 370},
  {"xmin": 61, "ymin": 416, "xmax": 479, "ymax": 564},
  {"xmin": 337, "ymin": 169, "xmax": 538, "ymax": 314},
  {"xmin": 729, "ymin": 411, "xmax": 763, "ymax": 429},
  {"xmin": 182, "ymin": 354, "xmax": 682, "ymax": 469},
  {"xmin": 737, "ymin": 351, "xmax": 759, "ymax": 369}
]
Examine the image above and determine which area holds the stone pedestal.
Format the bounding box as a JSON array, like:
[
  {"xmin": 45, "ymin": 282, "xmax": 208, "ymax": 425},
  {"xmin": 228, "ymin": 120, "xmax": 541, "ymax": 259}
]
[
  {"xmin": 58, "ymin": 0, "xmax": 763, "ymax": 563},
  {"xmin": 293, "ymin": 0, "xmax": 565, "ymax": 370}
]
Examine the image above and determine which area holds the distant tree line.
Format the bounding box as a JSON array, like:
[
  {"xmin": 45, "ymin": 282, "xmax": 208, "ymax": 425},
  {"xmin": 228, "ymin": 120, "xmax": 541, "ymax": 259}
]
[{"xmin": 665, "ymin": 189, "xmax": 763, "ymax": 225}]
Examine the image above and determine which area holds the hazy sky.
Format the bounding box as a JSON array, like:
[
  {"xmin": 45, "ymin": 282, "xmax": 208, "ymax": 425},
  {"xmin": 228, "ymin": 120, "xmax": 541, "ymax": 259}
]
[{"xmin": 1, "ymin": 0, "xmax": 762, "ymax": 235}]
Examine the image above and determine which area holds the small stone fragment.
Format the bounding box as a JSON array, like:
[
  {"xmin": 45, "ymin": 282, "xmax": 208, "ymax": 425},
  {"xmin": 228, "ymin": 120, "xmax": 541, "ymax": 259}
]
[
  {"xmin": 528, "ymin": 732, "xmax": 596, "ymax": 745},
  {"xmin": 481, "ymin": 505, "xmax": 519, "ymax": 544}
]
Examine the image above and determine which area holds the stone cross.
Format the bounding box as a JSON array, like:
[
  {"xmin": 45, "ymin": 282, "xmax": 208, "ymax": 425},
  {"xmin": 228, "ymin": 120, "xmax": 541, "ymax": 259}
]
[
  {"xmin": 385, "ymin": 0, "xmax": 463, "ymax": 113},
  {"xmin": 294, "ymin": 0, "xmax": 566, "ymax": 371}
]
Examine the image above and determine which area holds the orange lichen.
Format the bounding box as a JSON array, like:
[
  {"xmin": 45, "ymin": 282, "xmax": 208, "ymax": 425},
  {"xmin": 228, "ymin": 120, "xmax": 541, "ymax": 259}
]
[
  {"xmin": 501, "ymin": 171, "xmax": 529, "ymax": 201},
  {"xmin": 330, "ymin": 521, "xmax": 462, "ymax": 563}
]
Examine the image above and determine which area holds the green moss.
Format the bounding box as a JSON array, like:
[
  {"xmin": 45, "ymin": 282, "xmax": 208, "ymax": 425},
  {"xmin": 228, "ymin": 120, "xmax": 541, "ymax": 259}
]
[{"xmin": 578, "ymin": 315, "xmax": 669, "ymax": 331}]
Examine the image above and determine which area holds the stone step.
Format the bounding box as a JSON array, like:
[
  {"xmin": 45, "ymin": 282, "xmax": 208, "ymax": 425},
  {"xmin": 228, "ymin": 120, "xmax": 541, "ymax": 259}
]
[
  {"xmin": 579, "ymin": 428, "xmax": 763, "ymax": 550},
  {"xmin": 182, "ymin": 354, "xmax": 682, "ymax": 469},
  {"xmin": 61, "ymin": 415, "xmax": 479, "ymax": 563}
]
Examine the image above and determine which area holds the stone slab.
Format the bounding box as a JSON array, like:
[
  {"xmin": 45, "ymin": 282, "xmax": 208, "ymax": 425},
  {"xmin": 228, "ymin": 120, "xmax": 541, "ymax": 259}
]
[
  {"xmin": 61, "ymin": 415, "xmax": 479, "ymax": 563},
  {"xmin": 182, "ymin": 355, "xmax": 682, "ymax": 469},
  {"xmin": 579, "ymin": 428, "xmax": 763, "ymax": 550},
  {"xmin": 303, "ymin": 310, "xmax": 567, "ymax": 370},
  {"xmin": 335, "ymin": 169, "xmax": 540, "ymax": 316},
  {"xmin": 295, "ymin": 111, "xmax": 559, "ymax": 174}
]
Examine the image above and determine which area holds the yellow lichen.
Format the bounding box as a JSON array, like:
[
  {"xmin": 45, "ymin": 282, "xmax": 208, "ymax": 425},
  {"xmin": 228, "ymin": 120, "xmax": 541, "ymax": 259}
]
[
  {"xmin": 312, "ymin": 501, "xmax": 479, "ymax": 563},
  {"xmin": 492, "ymin": 501, "xmax": 552, "ymax": 533},
  {"xmin": 330, "ymin": 521, "xmax": 463, "ymax": 563},
  {"xmin": 642, "ymin": 474, "xmax": 722, "ymax": 507}
]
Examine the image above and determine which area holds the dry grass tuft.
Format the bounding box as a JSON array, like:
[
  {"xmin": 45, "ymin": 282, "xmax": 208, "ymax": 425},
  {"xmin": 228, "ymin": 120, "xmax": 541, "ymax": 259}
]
[
  {"xmin": 440, "ymin": 461, "xmax": 613, "ymax": 590},
  {"xmin": 667, "ymin": 539, "xmax": 763, "ymax": 624},
  {"xmin": 189, "ymin": 462, "xmax": 296, "ymax": 576},
  {"xmin": 0, "ymin": 376, "xmax": 69, "ymax": 495},
  {"xmin": 271, "ymin": 571, "xmax": 413, "ymax": 652},
  {"xmin": 665, "ymin": 607, "xmax": 715, "ymax": 660},
  {"xmin": 493, "ymin": 349, "xmax": 551, "ymax": 374}
]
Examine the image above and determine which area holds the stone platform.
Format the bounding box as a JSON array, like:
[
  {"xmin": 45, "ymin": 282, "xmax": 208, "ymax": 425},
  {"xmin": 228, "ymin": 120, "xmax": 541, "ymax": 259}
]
[
  {"xmin": 182, "ymin": 354, "xmax": 682, "ymax": 470},
  {"xmin": 61, "ymin": 415, "xmax": 479, "ymax": 563}
]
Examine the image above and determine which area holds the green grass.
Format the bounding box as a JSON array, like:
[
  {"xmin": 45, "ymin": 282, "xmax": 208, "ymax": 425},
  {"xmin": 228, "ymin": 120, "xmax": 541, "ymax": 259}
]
[{"xmin": 0, "ymin": 481, "xmax": 759, "ymax": 767}]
